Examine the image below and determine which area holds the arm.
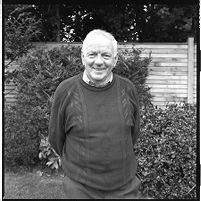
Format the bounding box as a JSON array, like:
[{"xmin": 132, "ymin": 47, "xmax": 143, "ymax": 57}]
[
  {"xmin": 130, "ymin": 85, "xmax": 140, "ymax": 146},
  {"xmin": 48, "ymin": 84, "xmax": 66, "ymax": 156}
]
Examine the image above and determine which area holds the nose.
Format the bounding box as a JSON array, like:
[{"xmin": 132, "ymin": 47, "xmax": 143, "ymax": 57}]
[{"xmin": 94, "ymin": 54, "xmax": 103, "ymax": 65}]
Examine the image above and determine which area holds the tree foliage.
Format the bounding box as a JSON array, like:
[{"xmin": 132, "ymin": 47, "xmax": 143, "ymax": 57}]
[
  {"xmin": 4, "ymin": 5, "xmax": 41, "ymax": 62},
  {"xmin": 140, "ymin": 4, "xmax": 198, "ymax": 42},
  {"xmin": 4, "ymin": 4, "xmax": 42, "ymax": 88},
  {"xmin": 4, "ymin": 3, "xmax": 197, "ymax": 43},
  {"xmin": 32, "ymin": 3, "xmax": 198, "ymax": 42}
]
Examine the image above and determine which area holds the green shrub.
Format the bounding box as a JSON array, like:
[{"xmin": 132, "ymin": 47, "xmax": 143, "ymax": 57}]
[
  {"xmin": 134, "ymin": 103, "xmax": 197, "ymax": 199},
  {"xmin": 4, "ymin": 45, "xmax": 151, "ymax": 167},
  {"xmin": 38, "ymin": 134, "xmax": 61, "ymax": 170},
  {"xmin": 5, "ymin": 5, "xmax": 41, "ymax": 71},
  {"xmin": 114, "ymin": 47, "xmax": 152, "ymax": 107},
  {"xmin": 4, "ymin": 104, "xmax": 41, "ymax": 167}
]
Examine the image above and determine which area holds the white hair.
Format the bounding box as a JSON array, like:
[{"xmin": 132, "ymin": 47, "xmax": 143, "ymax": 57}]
[{"xmin": 82, "ymin": 29, "xmax": 118, "ymax": 57}]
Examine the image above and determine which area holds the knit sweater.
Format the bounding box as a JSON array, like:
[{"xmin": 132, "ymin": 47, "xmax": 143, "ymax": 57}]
[{"xmin": 48, "ymin": 72, "xmax": 140, "ymax": 191}]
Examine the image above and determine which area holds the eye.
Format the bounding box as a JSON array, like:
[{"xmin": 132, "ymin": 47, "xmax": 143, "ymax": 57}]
[
  {"xmin": 103, "ymin": 54, "xmax": 111, "ymax": 59},
  {"xmin": 87, "ymin": 53, "xmax": 96, "ymax": 58}
]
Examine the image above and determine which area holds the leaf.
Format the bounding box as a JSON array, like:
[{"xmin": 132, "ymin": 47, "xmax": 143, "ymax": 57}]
[
  {"xmin": 46, "ymin": 161, "xmax": 54, "ymax": 166},
  {"xmin": 38, "ymin": 152, "xmax": 43, "ymax": 159}
]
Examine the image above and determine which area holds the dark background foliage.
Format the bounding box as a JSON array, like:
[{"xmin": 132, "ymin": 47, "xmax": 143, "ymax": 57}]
[{"xmin": 3, "ymin": 3, "xmax": 198, "ymax": 42}]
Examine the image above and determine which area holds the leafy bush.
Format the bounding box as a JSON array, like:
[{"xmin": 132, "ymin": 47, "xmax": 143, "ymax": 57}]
[
  {"xmin": 4, "ymin": 5, "xmax": 41, "ymax": 168},
  {"xmin": 39, "ymin": 134, "xmax": 61, "ymax": 170},
  {"xmin": 4, "ymin": 5, "xmax": 41, "ymax": 78},
  {"xmin": 134, "ymin": 103, "xmax": 197, "ymax": 199},
  {"xmin": 114, "ymin": 48, "xmax": 152, "ymax": 107},
  {"xmin": 4, "ymin": 45, "xmax": 151, "ymax": 167},
  {"xmin": 4, "ymin": 104, "xmax": 41, "ymax": 166},
  {"xmin": 5, "ymin": 5, "xmax": 41, "ymax": 62}
]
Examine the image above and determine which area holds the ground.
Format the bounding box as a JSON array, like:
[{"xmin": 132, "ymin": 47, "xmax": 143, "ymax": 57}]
[
  {"xmin": 3, "ymin": 165, "xmax": 66, "ymax": 199},
  {"xmin": 3, "ymin": 165, "xmax": 153, "ymax": 199}
]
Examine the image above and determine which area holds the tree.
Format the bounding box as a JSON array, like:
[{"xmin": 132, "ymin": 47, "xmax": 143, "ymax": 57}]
[
  {"xmin": 4, "ymin": 5, "xmax": 42, "ymax": 84},
  {"xmin": 32, "ymin": 3, "xmax": 197, "ymax": 42},
  {"xmin": 139, "ymin": 4, "xmax": 198, "ymax": 42},
  {"xmin": 4, "ymin": 3, "xmax": 197, "ymax": 43},
  {"xmin": 4, "ymin": 5, "xmax": 41, "ymax": 62}
]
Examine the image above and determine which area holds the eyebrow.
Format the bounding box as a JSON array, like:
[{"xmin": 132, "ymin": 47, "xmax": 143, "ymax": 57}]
[{"xmin": 87, "ymin": 51, "xmax": 112, "ymax": 54}]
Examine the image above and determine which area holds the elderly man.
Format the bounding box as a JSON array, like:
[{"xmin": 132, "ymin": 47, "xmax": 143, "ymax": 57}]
[{"xmin": 48, "ymin": 29, "xmax": 141, "ymax": 199}]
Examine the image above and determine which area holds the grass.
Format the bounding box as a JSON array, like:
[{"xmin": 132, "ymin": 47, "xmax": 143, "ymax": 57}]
[
  {"xmin": 3, "ymin": 165, "xmax": 66, "ymax": 199},
  {"xmin": 3, "ymin": 164, "xmax": 153, "ymax": 199}
]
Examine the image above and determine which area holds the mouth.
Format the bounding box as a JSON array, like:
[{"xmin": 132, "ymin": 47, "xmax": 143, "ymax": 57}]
[{"xmin": 91, "ymin": 67, "xmax": 107, "ymax": 71}]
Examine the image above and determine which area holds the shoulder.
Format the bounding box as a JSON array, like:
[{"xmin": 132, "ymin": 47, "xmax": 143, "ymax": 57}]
[
  {"xmin": 56, "ymin": 74, "xmax": 80, "ymax": 92},
  {"xmin": 115, "ymin": 74, "xmax": 136, "ymax": 91},
  {"xmin": 54, "ymin": 73, "xmax": 81, "ymax": 98}
]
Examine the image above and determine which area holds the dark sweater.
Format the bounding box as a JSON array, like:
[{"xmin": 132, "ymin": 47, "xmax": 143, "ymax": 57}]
[{"xmin": 48, "ymin": 73, "xmax": 140, "ymax": 191}]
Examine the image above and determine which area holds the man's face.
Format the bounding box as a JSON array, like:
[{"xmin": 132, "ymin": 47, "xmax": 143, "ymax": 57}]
[{"xmin": 82, "ymin": 36, "xmax": 118, "ymax": 84}]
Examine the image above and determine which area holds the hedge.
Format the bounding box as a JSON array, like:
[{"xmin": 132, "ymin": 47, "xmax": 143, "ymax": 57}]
[{"xmin": 134, "ymin": 103, "xmax": 197, "ymax": 199}]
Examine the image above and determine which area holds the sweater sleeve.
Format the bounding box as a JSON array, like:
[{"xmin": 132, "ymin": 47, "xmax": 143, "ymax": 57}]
[
  {"xmin": 48, "ymin": 83, "xmax": 66, "ymax": 156},
  {"xmin": 129, "ymin": 84, "xmax": 140, "ymax": 146}
]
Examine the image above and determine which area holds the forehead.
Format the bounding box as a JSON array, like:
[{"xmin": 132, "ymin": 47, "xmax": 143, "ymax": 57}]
[{"xmin": 84, "ymin": 35, "xmax": 114, "ymax": 53}]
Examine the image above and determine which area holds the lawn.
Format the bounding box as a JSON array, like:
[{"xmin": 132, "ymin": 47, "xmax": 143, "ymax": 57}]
[
  {"xmin": 3, "ymin": 167, "xmax": 66, "ymax": 199},
  {"xmin": 3, "ymin": 166, "xmax": 152, "ymax": 199}
]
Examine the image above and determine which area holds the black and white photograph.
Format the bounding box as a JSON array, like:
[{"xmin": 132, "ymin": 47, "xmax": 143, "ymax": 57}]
[{"xmin": 2, "ymin": 0, "xmax": 199, "ymax": 199}]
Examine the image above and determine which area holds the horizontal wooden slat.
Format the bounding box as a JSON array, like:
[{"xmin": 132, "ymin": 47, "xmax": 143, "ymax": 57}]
[
  {"xmin": 4, "ymin": 84, "xmax": 17, "ymax": 89},
  {"xmin": 149, "ymin": 58, "xmax": 188, "ymax": 62},
  {"xmin": 4, "ymin": 99, "xmax": 17, "ymax": 104},
  {"xmin": 147, "ymin": 75, "xmax": 187, "ymax": 80},
  {"xmin": 152, "ymin": 95, "xmax": 187, "ymax": 100},
  {"xmin": 149, "ymin": 71, "xmax": 188, "ymax": 76},
  {"xmin": 150, "ymin": 88, "xmax": 187, "ymax": 93},
  {"xmin": 148, "ymin": 84, "xmax": 187, "ymax": 89},
  {"xmin": 147, "ymin": 80, "xmax": 187, "ymax": 85},
  {"xmin": 150, "ymin": 99, "xmax": 188, "ymax": 104},
  {"xmin": 119, "ymin": 48, "xmax": 188, "ymax": 54},
  {"xmin": 151, "ymin": 93, "xmax": 187, "ymax": 98},
  {"xmin": 118, "ymin": 44, "xmax": 188, "ymax": 49},
  {"xmin": 151, "ymin": 71, "xmax": 188, "ymax": 76},
  {"xmin": 123, "ymin": 57, "xmax": 188, "ymax": 63},
  {"xmin": 4, "ymin": 98, "xmax": 17, "ymax": 101},
  {"xmin": 149, "ymin": 67, "xmax": 187, "ymax": 72},
  {"xmin": 140, "ymin": 54, "xmax": 187, "ymax": 58},
  {"xmin": 148, "ymin": 62, "xmax": 187, "ymax": 67},
  {"xmin": 4, "ymin": 92, "xmax": 17, "ymax": 96}
]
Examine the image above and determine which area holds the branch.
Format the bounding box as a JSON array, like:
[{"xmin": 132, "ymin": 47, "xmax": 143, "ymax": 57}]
[{"xmin": 186, "ymin": 185, "xmax": 196, "ymax": 195}]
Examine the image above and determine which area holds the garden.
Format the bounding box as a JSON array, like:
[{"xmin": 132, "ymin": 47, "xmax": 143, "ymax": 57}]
[
  {"xmin": 4, "ymin": 45, "xmax": 197, "ymax": 199},
  {"xmin": 4, "ymin": 4, "xmax": 197, "ymax": 199}
]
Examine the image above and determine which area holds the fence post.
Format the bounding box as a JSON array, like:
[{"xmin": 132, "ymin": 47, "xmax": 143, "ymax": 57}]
[{"xmin": 187, "ymin": 37, "xmax": 194, "ymax": 104}]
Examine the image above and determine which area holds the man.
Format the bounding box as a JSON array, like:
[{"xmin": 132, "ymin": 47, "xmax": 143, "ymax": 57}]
[{"xmin": 48, "ymin": 29, "xmax": 141, "ymax": 199}]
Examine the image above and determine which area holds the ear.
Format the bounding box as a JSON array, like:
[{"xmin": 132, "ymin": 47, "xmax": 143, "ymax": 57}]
[
  {"xmin": 81, "ymin": 50, "xmax": 85, "ymax": 66},
  {"xmin": 113, "ymin": 53, "xmax": 118, "ymax": 67}
]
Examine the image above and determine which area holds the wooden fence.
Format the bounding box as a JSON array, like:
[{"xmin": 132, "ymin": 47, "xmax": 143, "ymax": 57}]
[{"xmin": 4, "ymin": 37, "xmax": 197, "ymax": 108}]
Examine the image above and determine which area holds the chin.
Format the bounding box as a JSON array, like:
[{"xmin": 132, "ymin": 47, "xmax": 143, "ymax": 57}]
[{"xmin": 91, "ymin": 72, "xmax": 107, "ymax": 80}]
